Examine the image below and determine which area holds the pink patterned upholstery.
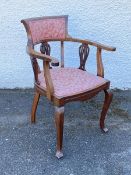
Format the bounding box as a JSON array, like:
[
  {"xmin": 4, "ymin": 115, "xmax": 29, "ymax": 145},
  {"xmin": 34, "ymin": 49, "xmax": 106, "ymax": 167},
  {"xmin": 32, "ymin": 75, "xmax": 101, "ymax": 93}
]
[
  {"xmin": 28, "ymin": 17, "xmax": 67, "ymax": 43},
  {"xmin": 38, "ymin": 68, "xmax": 108, "ymax": 98}
]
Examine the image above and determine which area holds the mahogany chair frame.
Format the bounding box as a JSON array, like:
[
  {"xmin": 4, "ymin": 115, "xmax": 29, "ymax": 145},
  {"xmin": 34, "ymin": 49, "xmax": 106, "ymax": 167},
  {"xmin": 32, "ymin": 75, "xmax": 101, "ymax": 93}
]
[{"xmin": 21, "ymin": 15, "xmax": 116, "ymax": 159}]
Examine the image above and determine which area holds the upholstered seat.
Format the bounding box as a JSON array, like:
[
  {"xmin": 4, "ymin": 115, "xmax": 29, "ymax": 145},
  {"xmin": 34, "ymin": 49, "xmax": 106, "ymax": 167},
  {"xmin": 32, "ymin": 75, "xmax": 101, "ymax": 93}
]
[{"xmin": 38, "ymin": 68, "xmax": 108, "ymax": 98}]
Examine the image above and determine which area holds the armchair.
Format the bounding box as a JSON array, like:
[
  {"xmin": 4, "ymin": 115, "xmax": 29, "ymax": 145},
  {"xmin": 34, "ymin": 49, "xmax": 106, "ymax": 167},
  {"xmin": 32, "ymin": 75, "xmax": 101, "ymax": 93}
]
[{"xmin": 21, "ymin": 15, "xmax": 116, "ymax": 158}]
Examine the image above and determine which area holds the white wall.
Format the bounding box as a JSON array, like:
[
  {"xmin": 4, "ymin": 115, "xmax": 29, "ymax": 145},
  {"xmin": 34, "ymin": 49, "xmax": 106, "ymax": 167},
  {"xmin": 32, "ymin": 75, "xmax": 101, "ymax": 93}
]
[{"xmin": 0, "ymin": 0, "xmax": 131, "ymax": 89}]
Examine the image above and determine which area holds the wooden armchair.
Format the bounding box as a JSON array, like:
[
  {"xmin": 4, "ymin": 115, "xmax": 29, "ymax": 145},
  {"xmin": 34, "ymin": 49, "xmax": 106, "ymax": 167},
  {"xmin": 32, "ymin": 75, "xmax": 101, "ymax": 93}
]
[{"xmin": 21, "ymin": 15, "xmax": 116, "ymax": 159}]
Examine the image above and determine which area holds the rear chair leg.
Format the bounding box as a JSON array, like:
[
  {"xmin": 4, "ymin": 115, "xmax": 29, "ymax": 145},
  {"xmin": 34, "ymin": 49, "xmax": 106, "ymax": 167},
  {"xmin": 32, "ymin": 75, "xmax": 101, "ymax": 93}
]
[
  {"xmin": 100, "ymin": 90, "xmax": 113, "ymax": 132},
  {"xmin": 31, "ymin": 91, "xmax": 40, "ymax": 123},
  {"xmin": 55, "ymin": 106, "xmax": 64, "ymax": 159}
]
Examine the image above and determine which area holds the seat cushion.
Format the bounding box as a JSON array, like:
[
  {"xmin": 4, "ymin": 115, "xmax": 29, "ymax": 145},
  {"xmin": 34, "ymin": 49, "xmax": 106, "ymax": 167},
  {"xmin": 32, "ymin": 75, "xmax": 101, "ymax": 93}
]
[{"xmin": 38, "ymin": 68, "xmax": 109, "ymax": 98}]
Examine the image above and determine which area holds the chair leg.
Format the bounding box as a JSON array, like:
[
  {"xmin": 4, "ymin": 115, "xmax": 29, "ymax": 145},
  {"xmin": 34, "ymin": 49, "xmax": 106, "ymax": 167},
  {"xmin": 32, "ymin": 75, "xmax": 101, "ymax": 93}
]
[
  {"xmin": 55, "ymin": 106, "xmax": 64, "ymax": 159},
  {"xmin": 31, "ymin": 91, "xmax": 40, "ymax": 123},
  {"xmin": 100, "ymin": 90, "xmax": 113, "ymax": 132}
]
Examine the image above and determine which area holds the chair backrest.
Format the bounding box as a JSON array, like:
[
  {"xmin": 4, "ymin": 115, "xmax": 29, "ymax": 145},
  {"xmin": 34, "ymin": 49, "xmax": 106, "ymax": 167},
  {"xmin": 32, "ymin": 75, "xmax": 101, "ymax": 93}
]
[{"xmin": 21, "ymin": 15, "xmax": 68, "ymax": 45}]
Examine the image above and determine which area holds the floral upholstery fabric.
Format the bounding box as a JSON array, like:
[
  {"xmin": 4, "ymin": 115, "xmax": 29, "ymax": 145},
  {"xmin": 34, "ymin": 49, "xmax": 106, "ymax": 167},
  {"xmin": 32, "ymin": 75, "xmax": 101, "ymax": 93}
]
[
  {"xmin": 38, "ymin": 68, "xmax": 108, "ymax": 99},
  {"xmin": 28, "ymin": 18, "xmax": 66, "ymax": 43}
]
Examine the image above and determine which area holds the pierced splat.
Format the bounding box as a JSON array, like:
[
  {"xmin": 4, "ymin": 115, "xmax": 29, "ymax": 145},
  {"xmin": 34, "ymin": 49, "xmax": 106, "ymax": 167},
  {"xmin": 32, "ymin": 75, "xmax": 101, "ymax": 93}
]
[
  {"xmin": 40, "ymin": 42, "xmax": 52, "ymax": 68},
  {"xmin": 79, "ymin": 44, "xmax": 90, "ymax": 71},
  {"xmin": 40, "ymin": 42, "xmax": 51, "ymax": 55}
]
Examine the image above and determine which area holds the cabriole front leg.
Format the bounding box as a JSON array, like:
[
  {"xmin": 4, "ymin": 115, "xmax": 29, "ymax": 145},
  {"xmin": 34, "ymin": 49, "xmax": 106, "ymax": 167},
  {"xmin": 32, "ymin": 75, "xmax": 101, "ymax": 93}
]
[
  {"xmin": 55, "ymin": 106, "xmax": 64, "ymax": 159},
  {"xmin": 100, "ymin": 90, "xmax": 113, "ymax": 132}
]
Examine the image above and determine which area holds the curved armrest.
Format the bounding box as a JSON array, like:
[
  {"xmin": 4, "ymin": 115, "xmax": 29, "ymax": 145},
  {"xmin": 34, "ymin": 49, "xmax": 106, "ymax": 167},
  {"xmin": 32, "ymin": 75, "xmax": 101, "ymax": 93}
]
[
  {"xmin": 27, "ymin": 46, "xmax": 59, "ymax": 65},
  {"xmin": 65, "ymin": 36, "xmax": 116, "ymax": 78},
  {"xmin": 65, "ymin": 36, "xmax": 116, "ymax": 51},
  {"xmin": 27, "ymin": 46, "xmax": 60, "ymax": 100}
]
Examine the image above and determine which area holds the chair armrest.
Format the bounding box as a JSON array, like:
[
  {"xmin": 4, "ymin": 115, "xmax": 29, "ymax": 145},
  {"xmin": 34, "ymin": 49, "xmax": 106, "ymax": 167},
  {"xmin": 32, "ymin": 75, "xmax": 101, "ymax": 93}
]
[
  {"xmin": 65, "ymin": 35, "xmax": 116, "ymax": 77},
  {"xmin": 66, "ymin": 35, "xmax": 116, "ymax": 52},
  {"xmin": 27, "ymin": 46, "xmax": 59, "ymax": 65},
  {"xmin": 27, "ymin": 46, "xmax": 59, "ymax": 100}
]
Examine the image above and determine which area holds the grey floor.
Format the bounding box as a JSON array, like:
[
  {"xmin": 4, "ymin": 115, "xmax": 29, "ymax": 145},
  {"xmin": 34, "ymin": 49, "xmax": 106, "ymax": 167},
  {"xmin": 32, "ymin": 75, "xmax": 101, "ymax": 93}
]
[{"xmin": 0, "ymin": 89, "xmax": 131, "ymax": 175}]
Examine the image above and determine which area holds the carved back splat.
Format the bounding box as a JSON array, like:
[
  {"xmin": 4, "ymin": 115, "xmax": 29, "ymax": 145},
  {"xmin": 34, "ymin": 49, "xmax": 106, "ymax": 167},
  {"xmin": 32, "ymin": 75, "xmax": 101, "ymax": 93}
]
[
  {"xmin": 40, "ymin": 42, "xmax": 52, "ymax": 69},
  {"xmin": 79, "ymin": 44, "xmax": 90, "ymax": 71},
  {"xmin": 40, "ymin": 42, "xmax": 51, "ymax": 55}
]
